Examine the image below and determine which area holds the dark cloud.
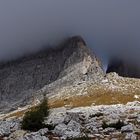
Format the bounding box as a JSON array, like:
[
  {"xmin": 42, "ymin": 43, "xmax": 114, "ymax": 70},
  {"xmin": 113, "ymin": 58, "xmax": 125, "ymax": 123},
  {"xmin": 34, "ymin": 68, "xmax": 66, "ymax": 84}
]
[{"xmin": 0, "ymin": 0, "xmax": 140, "ymax": 69}]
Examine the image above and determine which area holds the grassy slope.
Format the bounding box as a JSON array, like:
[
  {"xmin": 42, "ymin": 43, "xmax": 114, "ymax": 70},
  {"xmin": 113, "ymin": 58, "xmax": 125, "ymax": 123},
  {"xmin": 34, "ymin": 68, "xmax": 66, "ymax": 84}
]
[{"xmin": 49, "ymin": 85, "xmax": 140, "ymax": 108}]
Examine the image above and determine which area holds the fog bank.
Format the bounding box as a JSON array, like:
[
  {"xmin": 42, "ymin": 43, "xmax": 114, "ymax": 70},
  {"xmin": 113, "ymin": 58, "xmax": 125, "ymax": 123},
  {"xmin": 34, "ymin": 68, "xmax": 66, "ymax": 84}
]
[{"xmin": 0, "ymin": 0, "xmax": 140, "ymax": 69}]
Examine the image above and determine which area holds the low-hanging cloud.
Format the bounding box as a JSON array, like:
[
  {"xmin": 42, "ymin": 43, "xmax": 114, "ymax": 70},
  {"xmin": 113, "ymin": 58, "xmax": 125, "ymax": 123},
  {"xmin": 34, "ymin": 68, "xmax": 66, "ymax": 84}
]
[{"xmin": 0, "ymin": 0, "xmax": 140, "ymax": 70}]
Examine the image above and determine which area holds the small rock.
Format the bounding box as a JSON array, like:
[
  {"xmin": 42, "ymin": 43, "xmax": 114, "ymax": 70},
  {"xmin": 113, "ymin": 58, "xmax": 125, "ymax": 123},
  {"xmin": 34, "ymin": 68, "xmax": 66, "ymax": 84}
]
[
  {"xmin": 54, "ymin": 120, "xmax": 82, "ymax": 139},
  {"xmin": 128, "ymin": 114, "xmax": 137, "ymax": 119},
  {"xmin": 8, "ymin": 130, "xmax": 26, "ymax": 140},
  {"xmin": 39, "ymin": 128, "xmax": 48, "ymax": 135},
  {"xmin": 125, "ymin": 133, "xmax": 137, "ymax": 140},
  {"xmin": 94, "ymin": 134, "xmax": 104, "ymax": 139},
  {"xmin": 103, "ymin": 127, "xmax": 116, "ymax": 134},
  {"xmin": 54, "ymin": 123, "xmax": 67, "ymax": 136},
  {"xmin": 67, "ymin": 120, "xmax": 81, "ymax": 132},
  {"xmin": 111, "ymin": 138, "xmax": 118, "ymax": 140},
  {"xmin": 19, "ymin": 132, "xmax": 49, "ymax": 140},
  {"xmin": 3, "ymin": 137, "xmax": 8, "ymax": 140},
  {"xmin": 126, "ymin": 101, "xmax": 140, "ymax": 106},
  {"xmin": 51, "ymin": 136, "xmax": 60, "ymax": 140},
  {"xmin": 64, "ymin": 115, "xmax": 71, "ymax": 125},
  {"xmin": 87, "ymin": 134, "xmax": 96, "ymax": 138},
  {"xmin": 137, "ymin": 114, "xmax": 140, "ymax": 123},
  {"xmin": 121, "ymin": 124, "xmax": 134, "ymax": 133},
  {"xmin": 134, "ymin": 129, "xmax": 140, "ymax": 137}
]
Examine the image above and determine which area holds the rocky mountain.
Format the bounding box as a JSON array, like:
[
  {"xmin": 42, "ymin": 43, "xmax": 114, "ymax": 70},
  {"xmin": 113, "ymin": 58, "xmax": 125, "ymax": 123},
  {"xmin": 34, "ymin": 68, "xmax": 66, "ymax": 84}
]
[
  {"xmin": 0, "ymin": 36, "xmax": 140, "ymax": 114},
  {"xmin": 0, "ymin": 36, "xmax": 140, "ymax": 140},
  {"xmin": 0, "ymin": 36, "xmax": 104, "ymax": 113}
]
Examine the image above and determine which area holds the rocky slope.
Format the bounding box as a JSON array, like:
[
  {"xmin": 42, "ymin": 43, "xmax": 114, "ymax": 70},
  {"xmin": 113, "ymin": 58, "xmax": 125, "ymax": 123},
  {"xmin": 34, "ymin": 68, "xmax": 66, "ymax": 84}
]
[
  {"xmin": 46, "ymin": 72, "xmax": 140, "ymax": 109},
  {"xmin": 0, "ymin": 101, "xmax": 140, "ymax": 140}
]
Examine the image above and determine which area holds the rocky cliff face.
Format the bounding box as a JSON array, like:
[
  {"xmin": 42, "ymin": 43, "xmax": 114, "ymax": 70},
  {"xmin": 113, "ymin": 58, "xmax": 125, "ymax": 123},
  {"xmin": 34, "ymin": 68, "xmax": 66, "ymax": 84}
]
[{"xmin": 0, "ymin": 36, "xmax": 104, "ymax": 113}]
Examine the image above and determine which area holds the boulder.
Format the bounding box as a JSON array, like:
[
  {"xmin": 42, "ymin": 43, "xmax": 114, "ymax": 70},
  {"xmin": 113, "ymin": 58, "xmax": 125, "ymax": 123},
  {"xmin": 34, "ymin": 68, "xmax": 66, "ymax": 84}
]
[
  {"xmin": 19, "ymin": 131, "xmax": 49, "ymax": 140},
  {"xmin": 0, "ymin": 119, "xmax": 20, "ymax": 137},
  {"xmin": 121, "ymin": 124, "xmax": 134, "ymax": 133},
  {"xmin": 53, "ymin": 120, "xmax": 82, "ymax": 139},
  {"xmin": 125, "ymin": 133, "xmax": 137, "ymax": 140},
  {"xmin": 8, "ymin": 130, "xmax": 26, "ymax": 140}
]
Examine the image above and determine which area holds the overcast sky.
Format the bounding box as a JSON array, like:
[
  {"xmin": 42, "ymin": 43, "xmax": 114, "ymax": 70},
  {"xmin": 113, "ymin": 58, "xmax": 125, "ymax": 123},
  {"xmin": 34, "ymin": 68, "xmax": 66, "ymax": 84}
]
[{"xmin": 0, "ymin": 0, "xmax": 140, "ymax": 69}]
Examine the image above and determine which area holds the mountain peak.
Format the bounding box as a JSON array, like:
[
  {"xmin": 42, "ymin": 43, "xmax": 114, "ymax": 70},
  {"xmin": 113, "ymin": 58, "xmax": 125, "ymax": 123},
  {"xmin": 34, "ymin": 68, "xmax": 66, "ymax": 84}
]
[
  {"xmin": 58, "ymin": 36, "xmax": 104, "ymax": 79},
  {"xmin": 0, "ymin": 36, "xmax": 104, "ymax": 113},
  {"xmin": 65, "ymin": 36, "xmax": 86, "ymax": 47}
]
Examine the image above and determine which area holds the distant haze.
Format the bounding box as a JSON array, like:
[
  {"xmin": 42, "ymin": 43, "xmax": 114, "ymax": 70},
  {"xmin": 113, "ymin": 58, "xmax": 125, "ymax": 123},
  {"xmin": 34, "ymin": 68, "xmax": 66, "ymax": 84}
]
[{"xmin": 0, "ymin": 1, "xmax": 140, "ymax": 70}]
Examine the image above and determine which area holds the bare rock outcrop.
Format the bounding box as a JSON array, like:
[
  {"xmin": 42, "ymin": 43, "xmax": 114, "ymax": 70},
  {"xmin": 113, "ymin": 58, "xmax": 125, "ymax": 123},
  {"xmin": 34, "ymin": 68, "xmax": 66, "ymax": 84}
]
[{"xmin": 1, "ymin": 101, "xmax": 140, "ymax": 140}]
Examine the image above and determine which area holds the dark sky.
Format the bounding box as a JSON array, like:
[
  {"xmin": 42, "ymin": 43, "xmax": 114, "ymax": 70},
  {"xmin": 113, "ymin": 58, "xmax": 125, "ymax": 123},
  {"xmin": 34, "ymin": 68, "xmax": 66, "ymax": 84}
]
[{"xmin": 0, "ymin": 1, "xmax": 140, "ymax": 69}]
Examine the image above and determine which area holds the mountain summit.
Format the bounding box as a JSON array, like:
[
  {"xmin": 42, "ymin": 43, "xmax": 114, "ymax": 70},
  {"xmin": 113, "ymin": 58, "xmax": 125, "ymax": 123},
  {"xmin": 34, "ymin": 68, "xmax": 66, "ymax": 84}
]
[{"xmin": 0, "ymin": 36, "xmax": 104, "ymax": 112}]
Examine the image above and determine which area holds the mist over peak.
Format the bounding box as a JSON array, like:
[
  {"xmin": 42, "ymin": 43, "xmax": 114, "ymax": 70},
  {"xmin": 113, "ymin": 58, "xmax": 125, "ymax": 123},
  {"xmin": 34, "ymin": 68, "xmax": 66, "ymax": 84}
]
[
  {"xmin": 107, "ymin": 58, "xmax": 140, "ymax": 78},
  {"xmin": 0, "ymin": 0, "xmax": 140, "ymax": 72}
]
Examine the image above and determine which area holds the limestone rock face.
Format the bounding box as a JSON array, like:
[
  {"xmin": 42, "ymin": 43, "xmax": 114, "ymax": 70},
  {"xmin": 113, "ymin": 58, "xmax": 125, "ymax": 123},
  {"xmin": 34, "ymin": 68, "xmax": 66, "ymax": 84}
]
[
  {"xmin": 57, "ymin": 36, "xmax": 104, "ymax": 83},
  {"xmin": 0, "ymin": 36, "xmax": 104, "ymax": 113}
]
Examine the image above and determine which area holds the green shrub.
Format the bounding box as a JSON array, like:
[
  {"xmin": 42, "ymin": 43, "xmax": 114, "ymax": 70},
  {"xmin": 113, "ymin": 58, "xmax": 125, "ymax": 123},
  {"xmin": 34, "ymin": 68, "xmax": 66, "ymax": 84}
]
[
  {"xmin": 21, "ymin": 98, "xmax": 49, "ymax": 131},
  {"xmin": 102, "ymin": 120, "xmax": 125, "ymax": 130}
]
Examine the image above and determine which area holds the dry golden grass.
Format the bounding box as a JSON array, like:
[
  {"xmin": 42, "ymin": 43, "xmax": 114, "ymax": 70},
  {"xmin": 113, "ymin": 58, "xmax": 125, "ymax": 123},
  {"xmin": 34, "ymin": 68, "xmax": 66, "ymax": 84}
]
[
  {"xmin": 49, "ymin": 87, "xmax": 140, "ymax": 108},
  {"xmin": 3, "ymin": 86, "xmax": 140, "ymax": 119},
  {"xmin": 6, "ymin": 110, "xmax": 27, "ymax": 119}
]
